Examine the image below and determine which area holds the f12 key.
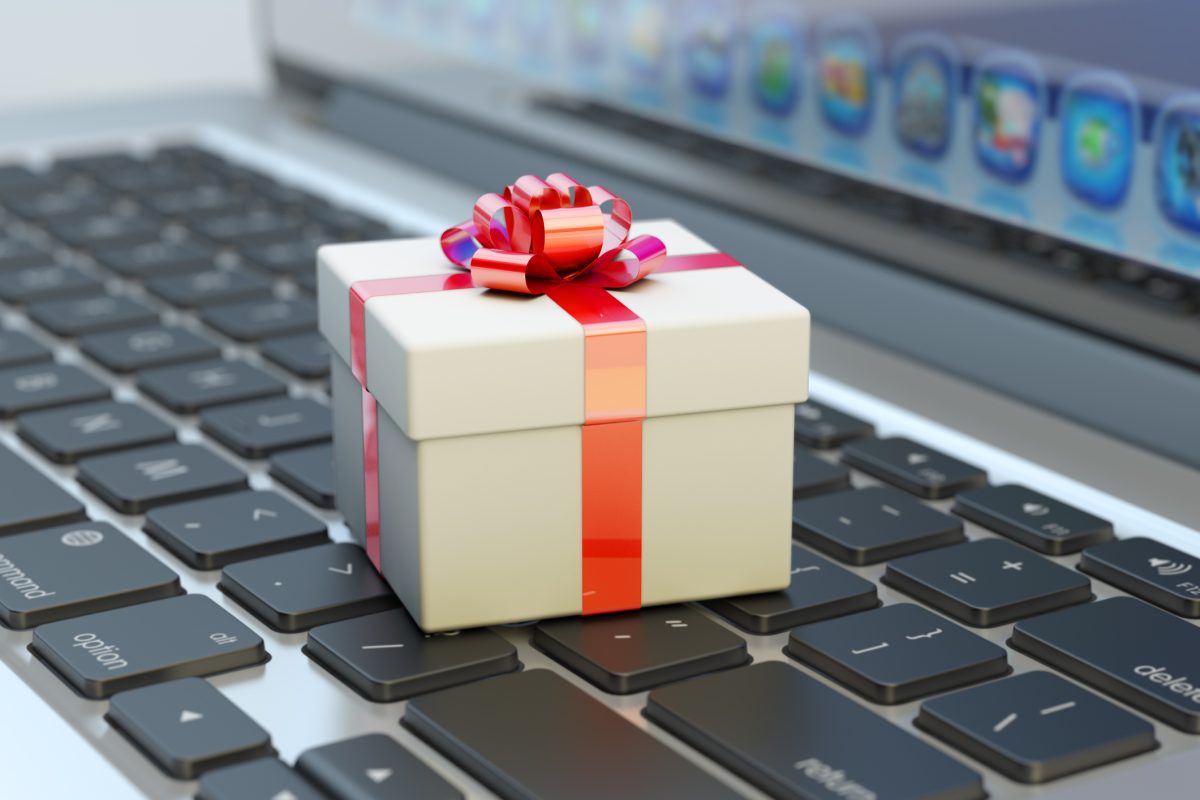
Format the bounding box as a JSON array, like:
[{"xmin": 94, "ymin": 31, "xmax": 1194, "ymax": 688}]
[{"xmin": 842, "ymin": 437, "xmax": 987, "ymax": 499}]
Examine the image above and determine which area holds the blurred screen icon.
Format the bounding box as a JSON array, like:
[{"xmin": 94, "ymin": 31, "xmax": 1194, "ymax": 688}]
[
  {"xmin": 1156, "ymin": 97, "xmax": 1200, "ymax": 235},
  {"xmin": 748, "ymin": 15, "xmax": 803, "ymax": 117},
  {"xmin": 568, "ymin": 0, "xmax": 607, "ymax": 64},
  {"xmin": 893, "ymin": 39, "xmax": 955, "ymax": 159},
  {"xmin": 624, "ymin": 0, "xmax": 669, "ymax": 79},
  {"xmin": 973, "ymin": 54, "xmax": 1043, "ymax": 182},
  {"xmin": 816, "ymin": 20, "xmax": 876, "ymax": 136},
  {"xmin": 681, "ymin": 2, "xmax": 737, "ymax": 100},
  {"xmin": 1060, "ymin": 73, "xmax": 1136, "ymax": 209}
]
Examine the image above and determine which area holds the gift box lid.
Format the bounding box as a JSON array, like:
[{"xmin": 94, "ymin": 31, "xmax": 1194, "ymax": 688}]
[{"xmin": 318, "ymin": 219, "xmax": 809, "ymax": 441}]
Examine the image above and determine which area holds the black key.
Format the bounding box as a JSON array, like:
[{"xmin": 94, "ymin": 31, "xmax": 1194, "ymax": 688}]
[
  {"xmin": 793, "ymin": 400, "xmax": 874, "ymax": 449},
  {"xmin": 917, "ymin": 671, "xmax": 1156, "ymax": 784},
  {"xmin": 261, "ymin": 332, "xmax": 331, "ymax": 379},
  {"xmin": 94, "ymin": 239, "xmax": 216, "ymax": 277},
  {"xmin": 143, "ymin": 183, "xmax": 248, "ymax": 218},
  {"xmin": 645, "ymin": 662, "xmax": 986, "ymax": 800},
  {"xmin": 17, "ymin": 400, "xmax": 174, "ymax": 463},
  {"xmin": 198, "ymin": 759, "xmax": 326, "ymax": 800},
  {"xmin": 405, "ymin": 669, "xmax": 741, "ymax": 800},
  {"xmin": 0, "ymin": 520, "xmax": 179, "ymax": 628},
  {"xmin": 200, "ymin": 396, "xmax": 331, "ymax": 458},
  {"xmin": 786, "ymin": 602, "xmax": 1008, "ymax": 703},
  {"xmin": 306, "ymin": 608, "xmax": 517, "ymax": 701},
  {"xmin": 28, "ymin": 294, "xmax": 158, "ymax": 337},
  {"xmin": 883, "ymin": 538, "xmax": 1092, "ymax": 627},
  {"xmin": 0, "ymin": 329, "xmax": 52, "ymax": 369},
  {"xmin": 954, "ymin": 484, "xmax": 1115, "ymax": 555},
  {"xmin": 31, "ymin": 594, "xmax": 267, "ymax": 699},
  {"xmin": 201, "ymin": 297, "xmax": 318, "ymax": 341},
  {"xmin": 144, "ymin": 489, "xmax": 327, "ymax": 569},
  {"xmin": 705, "ymin": 545, "xmax": 877, "ymax": 634},
  {"xmin": 532, "ymin": 605, "xmax": 748, "ymax": 694},
  {"xmin": 792, "ymin": 449, "xmax": 851, "ymax": 498},
  {"xmin": 78, "ymin": 442, "xmax": 246, "ymax": 514},
  {"xmin": 1079, "ymin": 537, "xmax": 1200, "ymax": 617},
  {"xmin": 219, "ymin": 542, "xmax": 398, "ymax": 632},
  {"xmin": 0, "ymin": 237, "xmax": 53, "ymax": 270},
  {"xmin": 3, "ymin": 184, "xmax": 115, "ymax": 221},
  {"xmin": 241, "ymin": 235, "xmax": 333, "ymax": 275},
  {"xmin": 80, "ymin": 324, "xmax": 220, "ymax": 373},
  {"xmin": 137, "ymin": 359, "xmax": 286, "ymax": 413},
  {"xmin": 298, "ymin": 734, "xmax": 462, "ymax": 800},
  {"xmin": 270, "ymin": 443, "xmax": 336, "ymax": 508},
  {"xmin": 145, "ymin": 268, "xmax": 273, "ymax": 309},
  {"xmin": 106, "ymin": 677, "xmax": 273, "ymax": 779},
  {"xmin": 46, "ymin": 212, "xmax": 163, "ymax": 249},
  {"xmin": 307, "ymin": 206, "xmax": 388, "ymax": 238},
  {"xmin": 842, "ymin": 437, "xmax": 988, "ymax": 499},
  {"xmin": 1011, "ymin": 596, "xmax": 1200, "ymax": 732},
  {"xmin": 191, "ymin": 208, "xmax": 308, "ymax": 247},
  {"xmin": 58, "ymin": 153, "xmax": 144, "ymax": 175},
  {"xmin": 0, "ymin": 363, "xmax": 110, "ymax": 418},
  {"xmin": 792, "ymin": 486, "xmax": 964, "ymax": 565},
  {"xmin": 0, "ymin": 264, "xmax": 102, "ymax": 303},
  {"xmin": 0, "ymin": 445, "xmax": 86, "ymax": 534},
  {"xmin": 98, "ymin": 163, "xmax": 196, "ymax": 195},
  {"xmin": 293, "ymin": 270, "xmax": 318, "ymax": 294},
  {"xmin": 0, "ymin": 164, "xmax": 67, "ymax": 191}
]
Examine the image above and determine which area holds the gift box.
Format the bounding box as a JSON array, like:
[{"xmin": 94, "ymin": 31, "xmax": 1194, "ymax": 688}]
[{"xmin": 317, "ymin": 175, "xmax": 810, "ymax": 631}]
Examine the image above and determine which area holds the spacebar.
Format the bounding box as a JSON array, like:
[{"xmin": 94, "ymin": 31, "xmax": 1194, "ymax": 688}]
[{"xmin": 403, "ymin": 669, "xmax": 741, "ymax": 800}]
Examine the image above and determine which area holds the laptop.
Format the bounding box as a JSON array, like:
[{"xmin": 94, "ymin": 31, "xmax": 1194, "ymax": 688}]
[{"xmin": 2, "ymin": 1, "xmax": 1198, "ymax": 797}]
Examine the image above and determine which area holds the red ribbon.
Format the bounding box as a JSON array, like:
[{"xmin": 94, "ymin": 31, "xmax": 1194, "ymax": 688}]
[{"xmin": 349, "ymin": 175, "xmax": 740, "ymax": 617}]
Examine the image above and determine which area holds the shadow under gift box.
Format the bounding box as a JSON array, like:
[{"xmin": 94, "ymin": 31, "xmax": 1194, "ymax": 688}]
[{"xmin": 317, "ymin": 219, "xmax": 810, "ymax": 632}]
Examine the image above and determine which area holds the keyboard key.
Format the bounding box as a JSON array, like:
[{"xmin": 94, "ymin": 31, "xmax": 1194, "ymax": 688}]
[
  {"xmin": 200, "ymin": 396, "xmax": 331, "ymax": 458},
  {"xmin": 270, "ymin": 443, "xmax": 336, "ymax": 508},
  {"xmin": 198, "ymin": 759, "xmax": 326, "ymax": 800},
  {"xmin": 645, "ymin": 662, "xmax": 985, "ymax": 800},
  {"xmin": 145, "ymin": 268, "xmax": 273, "ymax": 309},
  {"xmin": 0, "ymin": 445, "xmax": 86, "ymax": 534},
  {"xmin": 705, "ymin": 545, "xmax": 877, "ymax": 634},
  {"xmin": 786, "ymin": 602, "xmax": 1008, "ymax": 704},
  {"xmin": 28, "ymin": 294, "xmax": 158, "ymax": 336},
  {"xmin": 0, "ymin": 237, "xmax": 53, "ymax": 270},
  {"xmin": 307, "ymin": 206, "xmax": 389, "ymax": 239},
  {"xmin": 143, "ymin": 183, "xmax": 248, "ymax": 218},
  {"xmin": 98, "ymin": 163, "xmax": 196, "ymax": 195},
  {"xmin": 191, "ymin": 208, "xmax": 308, "ymax": 247},
  {"xmin": 297, "ymin": 734, "xmax": 462, "ymax": 800},
  {"xmin": 261, "ymin": 332, "xmax": 331, "ymax": 379},
  {"xmin": 17, "ymin": 400, "xmax": 175, "ymax": 463},
  {"xmin": 791, "ymin": 450, "xmax": 851, "ymax": 498},
  {"xmin": 58, "ymin": 152, "xmax": 144, "ymax": 175},
  {"xmin": 0, "ymin": 330, "xmax": 52, "ymax": 369},
  {"xmin": 0, "ymin": 363, "xmax": 110, "ymax": 418},
  {"xmin": 1079, "ymin": 537, "xmax": 1200, "ymax": 617},
  {"xmin": 792, "ymin": 486, "xmax": 964, "ymax": 565},
  {"xmin": 793, "ymin": 400, "xmax": 874, "ymax": 449},
  {"xmin": 0, "ymin": 164, "xmax": 69, "ymax": 191},
  {"xmin": 144, "ymin": 490, "xmax": 327, "ymax": 569},
  {"xmin": 78, "ymin": 442, "xmax": 246, "ymax": 514},
  {"xmin": 532, "ymin": 605, "xmax": 748, "ymax": 694},
  {"xmin": 1011, "ymin": 597, "xmax": 1200, "ymax": 732},
  {"xmin": 3, "ymin": 184, "xmax": 115, "ymax": 221},
  {"xmin": 293, "ymin": 270, "xmax": 318, "ymax": 294},
  {"xmin": 94, "ymin": 239, "xmax": 216, "ymax": 277},
  {"xmin": 0, "ymin": 520, "xmax": 179, "ymax": 628},
  {"xmin": 241, "ymin": 235, "xmax": 333, "ymax": 275},
  {"xmin": 405, "ymin": 669, "xmax": 741, "ymax": 800},
  {"xmin": 954, "ymin": 484, "xmax": 1114, "ymax": 555},
  {"xmin": 306, "ymin": 608, "xmax": 518, "ymax": 701},
  {"xmin": 106, "ymin": 677, "xmax": 273, "ymax": 779},
  {"xmin": 219, "ymin": 542, "xmax": 398, "ymax": 632},
  {"xmin": 842, "ymin": 437, "xmax": 988, "ymax": 499},
  {"xmin": 917, "ymin": 671, "xmax": 1156, "ymax": 783},
  {"xmin": 80, "ymin": 324, "xmax": 220, "ymax": 373},
  {"xmin": 46, "ymin": 211, "xmax": 163, "ymax": 248},
  {"xmin": 201, "ymin": 297, "xmax": 318, "ymax": 341},
  {"xmin": 883, "ymin": 538, "xmax": 1092, "ymax": 627},
  {"xmin": 31, "ymin": 594, "xmax": 267, "ymax": 699},
  {"xmin": 138, "ymin": 359, "xmax": 286, "ymax": 413},
  {"xmin": 0, "ymin": 264, "xmax": 102, "ymax": 303}
]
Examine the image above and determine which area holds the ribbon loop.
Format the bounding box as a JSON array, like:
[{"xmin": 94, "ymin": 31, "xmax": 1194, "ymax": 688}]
[{"xmin": 441, "ymin": 175, "xmax": 666, "ymax": 295}]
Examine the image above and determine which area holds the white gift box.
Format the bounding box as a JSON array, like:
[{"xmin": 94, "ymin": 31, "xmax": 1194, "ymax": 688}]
[{"xmin": 318, "ymin": 219, "xmax": 810, "ymax": 631}]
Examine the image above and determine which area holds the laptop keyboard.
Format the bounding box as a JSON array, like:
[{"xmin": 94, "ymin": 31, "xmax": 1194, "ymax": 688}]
[{"xmin": 1, "ymin": 142, "xmax": 1198, "ymax": 799}]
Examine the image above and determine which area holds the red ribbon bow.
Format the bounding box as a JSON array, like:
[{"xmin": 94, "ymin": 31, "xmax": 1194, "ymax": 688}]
[{"xmin": 440, "ymin": 173, "xmax": 667, "ymax": 294}]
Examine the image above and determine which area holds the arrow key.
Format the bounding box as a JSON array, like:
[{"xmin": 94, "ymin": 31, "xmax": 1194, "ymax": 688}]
[
  {"xmin": 842, "ymin": 437, "xmax": 987, "ymax": 499},
  {"xmin": 219, "ymin": 543, "xmax": 398, "ymax": 632},
  {"xmin": 106, "ymin": 677, "xmax": 274, "ymax": 779},
  {"xmin": 144, "ymin": 490, "xmax": 327, "ymax": 569},
  {"xmin": 297, "ymin": 734, "xmax": 462, "ymax": 800},
  {"xmin": 197, "ymin": 759, "xmax": 325, "ymax": 800},
  {"xmin": 200, "ymin": 396, "xmax": 332, "ymax": 458}
]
